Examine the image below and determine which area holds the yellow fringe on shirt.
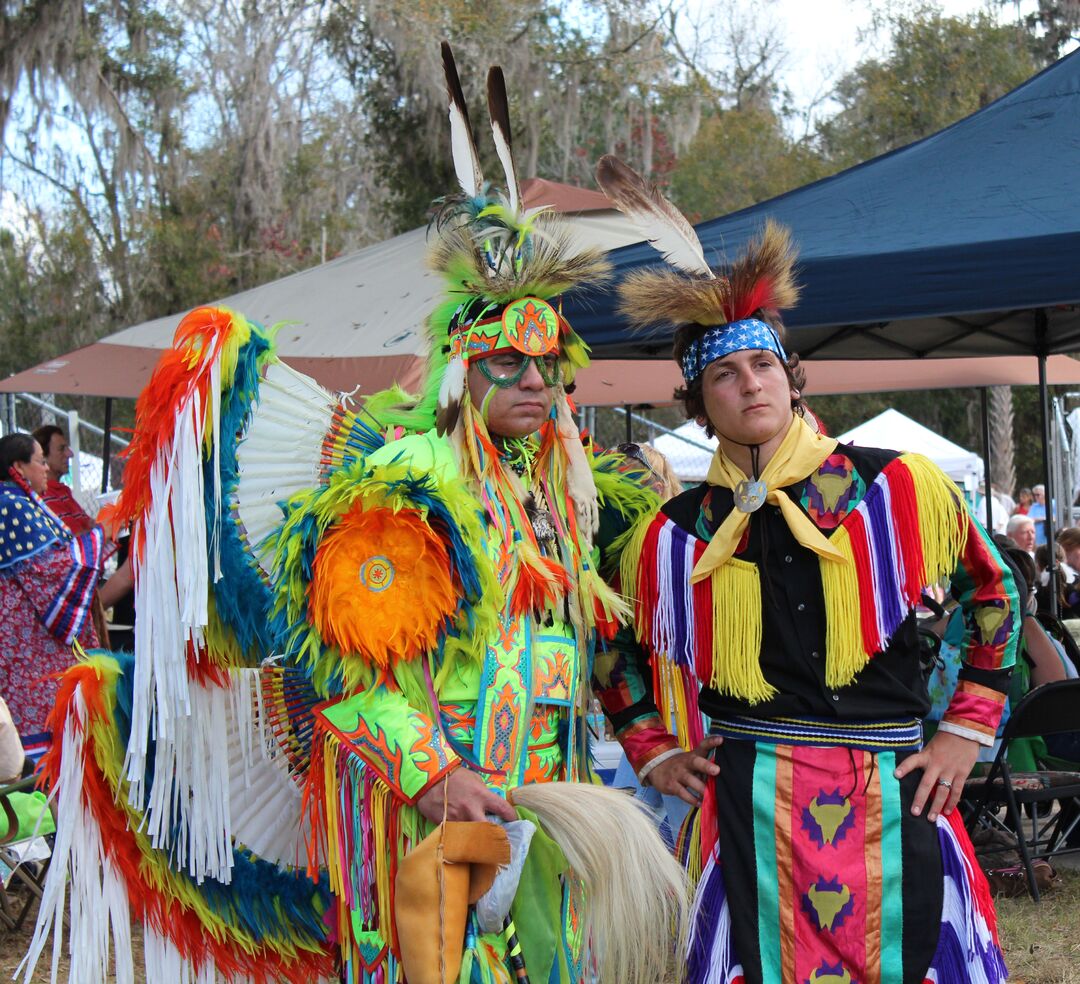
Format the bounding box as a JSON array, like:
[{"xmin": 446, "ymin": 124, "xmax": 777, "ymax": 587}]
[
  {"xmin": 905, "ymin": 453, "xmax": 969, "ymax": 582},
  {"xmin": 820, "ymin": 523, "xmax": 868, "ymax": 690},
  {"xmin": 708, "ymin": 558, "xmax": 773, "ymax": 703},
  {"xmin": 655, "ymin": 657, "xmax": 695, "ymax": 750}
]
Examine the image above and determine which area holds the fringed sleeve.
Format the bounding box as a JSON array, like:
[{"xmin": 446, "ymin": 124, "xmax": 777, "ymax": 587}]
[
  {"xmin": 940, "ymin": 509, "xmax": 1019, "ymax": 745},
  {"xmin": 593, "ymin": 506, "xmax": 705, "ymax": 779},
  {"xmin": 40, "ymin": 528, "xmax": 105, "ymax": 644}
]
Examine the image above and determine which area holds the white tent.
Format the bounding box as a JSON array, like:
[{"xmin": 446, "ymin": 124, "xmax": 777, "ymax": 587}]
[{"xmin": 836, "ymin": 408, "xmax": 983, "ymax": 490}]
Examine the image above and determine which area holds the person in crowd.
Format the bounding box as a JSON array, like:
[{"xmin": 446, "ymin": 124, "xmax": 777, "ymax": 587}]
[
  {"xmin": 0, "ymin": 694, "xmax": 28, "ymax": 782},
  {"xmin": 611, "ymin": 443, "xmax": 690, "ymax": 841},
  {"xmin": 1007, "ymin": 512, "xmax": 1037, "ymax": 555},
  {"xmin": 1013, "ymin": 487, "xmax": 1033, "ymax": 515},
  {"xmin": 928, "ymin": 541, "xmax": 1073, "ymax": 746},
  {"xmin": 0, "ymin": 433, "xmax": 107, "ymax": 742},
  {"xmin": 1034, "ymin": 541, "xmax": 1080, "ymax": 618},
  {"xmin": 594, "ymin": 153, "xmax": 1017, "ymax": 983},
  {"xmin": 618, "ymin": 441, "xmax": 685, "ymax": 500},
  {"xmin": 31, "ymin": 424, "xmax": 94, "ymax": 534},
  {"xmin": 1029, "ymin": 483, "xmax": 1048, "ymax": 546},
  {"xmin": 976, "ymin": 481, "xmax": 1009, "ymax": 534},
  {"xmin": 31, "ymin": 424, "xmax": 134, "ymax": 641},
  {"xmin": 993, "ymin": 483, "xmax": 1016, "ymax": 517},
  {"xmin": 1056, "ymin": 526, "xmax": 1080, "ymax": 575}
]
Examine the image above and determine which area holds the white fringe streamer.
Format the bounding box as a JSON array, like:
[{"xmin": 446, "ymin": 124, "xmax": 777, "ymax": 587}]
[{"xmin": 20, "ymin": 691, "xmax": 134, "ymax": 984}]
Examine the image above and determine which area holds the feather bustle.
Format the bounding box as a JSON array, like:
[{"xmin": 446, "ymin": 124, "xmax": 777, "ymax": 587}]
[{"xmin": 595, "ymin": 154, "xmax": 712, "ymax": 277}]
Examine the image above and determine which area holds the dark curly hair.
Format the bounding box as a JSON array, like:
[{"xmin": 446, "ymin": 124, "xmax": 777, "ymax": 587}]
[
  {"xmin": 31, "ymin": 424, "xmax": 64, "ymax": 457},
  {"xmin": 671, "ymin": 311, "xmax": 807, "ymax": 438}
]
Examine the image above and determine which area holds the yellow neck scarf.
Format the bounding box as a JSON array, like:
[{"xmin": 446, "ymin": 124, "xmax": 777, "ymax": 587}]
[{"xmin": 691, "ymin": 415, "xmax": 843, "ymax": 583}]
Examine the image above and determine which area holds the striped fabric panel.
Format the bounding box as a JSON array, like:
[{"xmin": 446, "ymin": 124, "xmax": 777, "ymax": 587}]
[
  {"xmin": 877, "ymin": 751, "xmax": 905, "ymax": 982},
  {"xmin": 753, "ymin": 746, "xmax": 783, "ymax": 984},
  {"xmin": 651, "ymin": 519, "xmax": 698, "ymax": 670},
  {"xmin": 753, "ymin": 744, "xmax": 910, "ymax": 984},
  {"xmin": 42, "ymin": 527, "xmax": 104, "ymax": 644}
]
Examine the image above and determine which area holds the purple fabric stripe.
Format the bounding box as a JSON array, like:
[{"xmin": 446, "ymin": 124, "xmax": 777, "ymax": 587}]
[
  {"xmin": 687, "ymin": 857, "xmax": 730, "ymax": 983},
  {"xmin": 42, "ymin": 529, "xmax": 103, "ymax": 643},
  {"xmin": 863, "ymin": 480, "xmax": 906, "ymax": 639},
  {"xmin": 43, "ymin": 564, "xmax": 97, "ymax": 643},
  {"xmin": 669, "ymin": 523, "xmax": 692, "ymax": 669},
  {"xmin": 925, "ymin": 822, "xmax": 1008, "ymax": 982}
]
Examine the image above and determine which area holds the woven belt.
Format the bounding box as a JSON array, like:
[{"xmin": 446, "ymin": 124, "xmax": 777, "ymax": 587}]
[{"xmin": 711, "ymin": 714, "xmax": 923, "ymax": 752}]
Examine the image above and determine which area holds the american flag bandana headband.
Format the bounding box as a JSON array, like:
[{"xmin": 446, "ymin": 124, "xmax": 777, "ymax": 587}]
[{"xmin": 680, "ymin": 318, "xmax": 787, "ymax": 384}]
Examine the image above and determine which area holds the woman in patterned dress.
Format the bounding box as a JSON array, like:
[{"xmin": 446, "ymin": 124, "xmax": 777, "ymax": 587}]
[{"xmin": 0, "ymin": 433, "xmax": 105, "ymax": 742}]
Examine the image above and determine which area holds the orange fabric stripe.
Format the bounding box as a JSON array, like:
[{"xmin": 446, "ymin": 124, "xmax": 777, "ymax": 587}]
[
  {"xmin": 775, "ymin": 745, "xmax": 797, "ymax": 982},
  {"xmin": 863, "ymin": 751, "xmax": 884, "ymax": 984}
]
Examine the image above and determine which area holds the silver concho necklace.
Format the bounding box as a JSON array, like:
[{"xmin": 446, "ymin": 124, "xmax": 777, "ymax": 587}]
[{"xmin": 733, "ymin": 444, "xmax": 767, "ymax": 513}]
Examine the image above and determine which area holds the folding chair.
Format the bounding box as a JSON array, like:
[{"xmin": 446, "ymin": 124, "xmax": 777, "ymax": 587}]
[
  {"xmin": 962, "ymin": 678, "xmax": 1080, "ymax": 901},
  {"xmin": 0, "ymin": 774, "xmax": 54, "ymax": 933}
]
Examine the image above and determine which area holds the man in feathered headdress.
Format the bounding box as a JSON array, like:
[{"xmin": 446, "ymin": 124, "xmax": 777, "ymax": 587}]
[
  {"xmin": 267, "ymin": 54, "xmax": 692, "ymax": 984},
  {"xmin": 22, "ymin": 53, "xmax": 686, "ymax": 984},
  {"xmin": 594, "ymin": 156, "xmax": 1019, "ymax": 983}
]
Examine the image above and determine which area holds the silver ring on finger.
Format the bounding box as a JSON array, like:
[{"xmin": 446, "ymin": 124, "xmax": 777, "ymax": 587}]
[{"xmin": 937, "ymin": 778, "xmax": 953, "ymax": 789}]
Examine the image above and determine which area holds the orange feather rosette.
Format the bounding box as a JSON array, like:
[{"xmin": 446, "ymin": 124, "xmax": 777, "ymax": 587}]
[{"xmin": 308, "ymin": 503, "xmax": 456, "ymax": 670}]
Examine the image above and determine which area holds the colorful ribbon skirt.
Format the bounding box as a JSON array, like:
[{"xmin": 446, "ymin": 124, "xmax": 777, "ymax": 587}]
[{"xmin": 687, "ymin": 716, "xmax": 1006, "ymax": 984}]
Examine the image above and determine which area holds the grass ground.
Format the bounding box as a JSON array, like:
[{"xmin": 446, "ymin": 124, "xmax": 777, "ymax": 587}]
[
  {"xmin": 995, "ymin": 866, "xmax": 1080, "ymax": 983},
  {"xmin": 3, "ymin": 870, "xmax": 1079, "ymax": 982}
]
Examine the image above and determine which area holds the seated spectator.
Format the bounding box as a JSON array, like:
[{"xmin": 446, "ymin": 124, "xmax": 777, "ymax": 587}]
[
  {"xmin": 31, "ymin": 424, "xmax": 94, "ymax": 535},
  {"xmin": 1006, "ymin": 513, "xmax": 1036, "ymax": 555},
  {"xmin": 1031, "ymin": 541, "xmax": 1080, "ymax": 618},
  {"xmin": 0, "ymin": 695, "xmax": 27, "ymax": 783},
  {"xmin": 0, "ymin": 433, "xmax": 107, "ymax": 743},
  {"xmin": 1056, "ymin": 526, "xmax": 1080, "ymax": 573},
  {"xmin": 1013, "ymin": 487, "xmax": 1033, "ymax": 515}
]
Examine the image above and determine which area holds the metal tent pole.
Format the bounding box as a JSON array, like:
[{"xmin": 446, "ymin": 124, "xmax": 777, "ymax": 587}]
[
  {"xmin": 101, "ymin": 397, "xmax": 113, "ymax": 494},
  {"xmin": 980, "ymin": 387, "xmax": 993, "ymax": 532},
  {"xmin": 1037, "ymin": 310, "xmax": 1058, "ymax": 617}
]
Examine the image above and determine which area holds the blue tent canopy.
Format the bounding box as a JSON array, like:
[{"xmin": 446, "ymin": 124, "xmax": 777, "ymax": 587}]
[{"xmin": 567, "ymin": 50, "xmax": 1080, "ymax": 360}]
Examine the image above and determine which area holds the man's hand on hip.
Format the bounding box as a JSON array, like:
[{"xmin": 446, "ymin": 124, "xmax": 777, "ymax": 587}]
[{"xmin": 646, "ymin": 736, "xmax": 723, "ymax": 806}]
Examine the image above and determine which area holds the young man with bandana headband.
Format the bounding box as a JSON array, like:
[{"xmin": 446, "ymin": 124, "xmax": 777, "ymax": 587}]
[{"xmin": 594, "ymin": 156, "xmax": 1019, "ymax": 984}]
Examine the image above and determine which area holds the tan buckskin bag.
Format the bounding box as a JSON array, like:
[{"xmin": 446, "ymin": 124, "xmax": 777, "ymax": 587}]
[{"xmin": 394, "ymin": 821, "xmax": 510, "ymax": 984}]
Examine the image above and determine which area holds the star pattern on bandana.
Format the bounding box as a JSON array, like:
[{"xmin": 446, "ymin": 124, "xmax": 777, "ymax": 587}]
[{"xmin": 681, "ymin": 317, "xmax": 787, "ymax": 383}]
